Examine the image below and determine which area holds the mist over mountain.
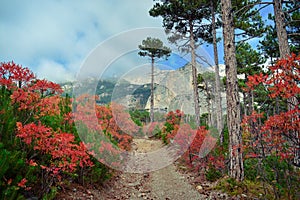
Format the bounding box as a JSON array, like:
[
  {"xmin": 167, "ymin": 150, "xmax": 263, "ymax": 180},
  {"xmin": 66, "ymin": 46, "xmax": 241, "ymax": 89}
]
[{"xmin": 61, "ymin": 63, "xmax": 226, "ymax": 115}]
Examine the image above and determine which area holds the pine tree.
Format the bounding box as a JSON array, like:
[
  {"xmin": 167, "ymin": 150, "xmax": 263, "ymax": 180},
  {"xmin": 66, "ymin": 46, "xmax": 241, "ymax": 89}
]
[
  {"xmin": 150, "ymin": 0, "xmax": 213, "ymax": 127},
  {"xmin": 236, "ymin": 42, "xmax": 266, "ymax": 115},
  {"xmin": 210, "ymin": 0, "xmax": 224, "ymax": 143},
  {"xmin": 138, "ymin": 37, "xmax": 171, "ymax": 123},
  {"xmin": 221, "ymin": 0, "xmax": 244, "ymax": 181}
]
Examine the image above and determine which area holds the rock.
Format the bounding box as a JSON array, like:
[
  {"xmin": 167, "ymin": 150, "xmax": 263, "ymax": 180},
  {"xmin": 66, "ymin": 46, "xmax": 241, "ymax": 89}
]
[
  {"xmin": 196, "ymin": 185, "xmax": 203, "ymax": 191},
  {"xmin": 138, "ymin": 193, "xmax": 143, "ymax": 198},
  {"xmin": 241, "ymin": 194, "xmax": 247, "ymax": 198},
  {"xmin": 128, "ymin": 181, "xmax": 140, "ymax": 187}
]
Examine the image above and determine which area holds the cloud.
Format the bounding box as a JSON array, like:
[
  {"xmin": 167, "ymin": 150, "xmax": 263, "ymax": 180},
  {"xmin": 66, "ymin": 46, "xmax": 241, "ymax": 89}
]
[
  {"xmin": 35, "ymin": 59, "xmax": 76, "ymax": 83},
  {"xmin": 0, "ymin": 0, "xmax": 162, "ymax": 82}
]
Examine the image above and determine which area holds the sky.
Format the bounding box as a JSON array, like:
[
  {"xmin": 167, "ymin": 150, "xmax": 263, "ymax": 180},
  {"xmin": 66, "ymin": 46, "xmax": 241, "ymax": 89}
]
[
  {"xmin": 0, "ymin": 0, "xmax": 172, "ymax": 83},
  {"xmin": 0, "ymin": 0, "xmax": 274, "ymax": 83}
]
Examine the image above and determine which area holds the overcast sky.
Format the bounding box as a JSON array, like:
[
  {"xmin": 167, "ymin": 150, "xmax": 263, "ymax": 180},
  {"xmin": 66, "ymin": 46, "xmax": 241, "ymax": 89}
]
[{"xmin": 0, "ymin": 0, "xmax": 172, "ymax": 82}]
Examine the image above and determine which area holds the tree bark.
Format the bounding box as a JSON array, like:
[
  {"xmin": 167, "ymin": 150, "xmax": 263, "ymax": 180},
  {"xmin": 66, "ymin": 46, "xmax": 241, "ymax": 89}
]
[
  {"xmin": 273, "ymin": 0, "xmax": 299, "ymax": 167},
  {"xmin": 211, "ymin": 0, "xmax": 224, "ymax": 143},
  {"xmin": 221, "ymin": 0, "xmax": 244, "ymax": 181},
  {"xmin": 150, "ymin": 57, "xmax": 155, "ymax": 123},
  {"xmin": 190, "ymin": 23, "xmax": 201, "ymax": 127},
  {"xmin": 273, "ymin": 0, "xmax": 290, "ymax": 58}
]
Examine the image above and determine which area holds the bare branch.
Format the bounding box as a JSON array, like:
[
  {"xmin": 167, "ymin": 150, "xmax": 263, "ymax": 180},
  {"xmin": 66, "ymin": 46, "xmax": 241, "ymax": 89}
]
[
  {"xmin": 196, "ymin": 54, "xmax": 213, "ymax": 67},
  {"xmin": 234, "ymin": 1, "xmax": 273, "ymax": 15},
  {"xmin": 235, "ymin": 35, "xmax": 258, "ymax": 43},
  {"xmin": 288, "ymin": 33, "xmax": 300, "ymax": 36},
  {"xmin": 284, "ymin": 5, "xmax": 300, "ymax": 14}
]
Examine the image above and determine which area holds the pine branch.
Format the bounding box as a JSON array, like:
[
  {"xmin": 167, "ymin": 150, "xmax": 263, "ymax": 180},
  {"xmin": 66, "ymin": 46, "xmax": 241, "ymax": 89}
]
[
  {"xmin": 285, "ymin": 19, "xmax": 300, "ymax": 26},
  {"xmin": 235, "ymin": 35, "xmax": 258, "ymax": 44},
  {"xmin": 284, "ymin": 5, "xmax": 300, "ymax": 14},
  {"xmin": 234, "ymin": 1, "xmax": 273, "ymax": 15},
  {"xmin": 196, "ymin": 54, "xmax": 213, "ymax": 67},
  {"xmin": 288, "ymin": 33, "xmax": 300, "ymax": 36}
]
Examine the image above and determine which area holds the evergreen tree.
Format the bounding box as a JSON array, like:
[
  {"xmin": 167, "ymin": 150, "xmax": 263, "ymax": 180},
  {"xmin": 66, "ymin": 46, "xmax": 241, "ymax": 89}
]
[
  {"xmin": 233, "ymin": 0, "xmax": 268, "ymax": 42},
  {"xmin": 286, "ymin": 5, "xmax": 300, "ymax": 54},
  {"xmin": 138, "ymin": 37, "xmax": 171, "ymax": 123},
  {"xmin": 259, "ymin": 25, "xmax": 280, "ymax": 64},
  {"xmin": 150, "ymin": 0, "xmax": 213, "ymax": 127},
  {"xmin": 221, "ymin": 0, "xmax": 244, "ymax": 181},
  {"xmin": 210, "ymin": 0, "xmax": 224, "ymax": 143},
  {"xmin": 236, "ymin": 42, "xmax": 266, "ymax": 115}
]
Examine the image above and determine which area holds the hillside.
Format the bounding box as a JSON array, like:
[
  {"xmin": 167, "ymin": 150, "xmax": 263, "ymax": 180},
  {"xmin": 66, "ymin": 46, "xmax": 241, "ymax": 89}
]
[
  {"xmin": 60, "ymin": 63, "xmax": 227, "ymax": 115},
  {"xmin": 61, "ymin": 77, "xmax": 152, "ymax": 108}
]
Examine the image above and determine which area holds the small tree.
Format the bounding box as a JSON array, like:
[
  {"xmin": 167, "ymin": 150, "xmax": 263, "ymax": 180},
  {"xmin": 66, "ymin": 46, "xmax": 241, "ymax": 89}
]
[{"xmin": 138, "ymin": 37, "xmax": 171, "ymax": 123}]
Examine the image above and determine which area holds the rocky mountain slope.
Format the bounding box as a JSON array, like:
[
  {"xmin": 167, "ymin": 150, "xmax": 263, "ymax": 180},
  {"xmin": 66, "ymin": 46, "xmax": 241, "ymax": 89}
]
[{"xmin": 60, "ymin": 63, "xmax": 227, "ymax": 116}]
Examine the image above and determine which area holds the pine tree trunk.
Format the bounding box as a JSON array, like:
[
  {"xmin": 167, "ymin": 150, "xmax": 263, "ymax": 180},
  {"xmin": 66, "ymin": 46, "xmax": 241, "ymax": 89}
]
[
  {"xmin": 150, "ymin": 57, "xmax": 155, "ymax": 123},
  {"xmin": 190, "ymin": 23, "xmax": 201, "ymax": 127},
  {"xmin": 211, "ymin": 0, "xmax": 223, "ymax": 143},
  {"xmin": 221, "ymin": 0, "xmax": 244, "ymax": 181},
  {"xmin": 273, "ymin": 0, "xmax": 290, "ymax": 58},
  {"xmin": 273, "ymin": 0, "xmax": 299, "ymax": 167}
]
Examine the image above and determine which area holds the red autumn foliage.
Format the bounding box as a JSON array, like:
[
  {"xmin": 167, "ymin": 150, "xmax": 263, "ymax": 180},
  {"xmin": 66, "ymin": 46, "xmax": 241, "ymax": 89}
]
[
  {"xmin": 73, "ymin": 95, "xmax": 135, "ymax": 151},
  {"xmin": 111, "ymin": 102, "xmax": 140, "ymax": 135},
  {"xmin": 267, "ymin": 54, "xmax": 300, "ymax": 99},
  {"xmin": 243, "ymin": 54, "xmax": 300, "ymax": 161},
  {"xmin": 161, "ymin": 110, "xmax": 223, "ymax": 170},
  {"xmin": 242, "ymin": 110, "xmax": 298, "ymax": 160},
  {"xmin": 96, "ymin": 103, "xmax": 134, "ymax": 151},
  {"xmin": 245, "ymin": 53, "xmax": 300, "ymax": 99},
  {"xmin": 179, "ymin": 126, "xmax": 222, "ymax": 169},
  {"xmin": 245, "ymin": 72, "xmax": 268, "ymax": 90},
  {"xmin": 17, "ymin": 178, "xmax": 27, "ymax": 188},
  {"xmin": 11, "ymin": 89, "xmax": 41, "ymax": 111},
  {"xmin": 30, "ymin": 79, "xmax": 63, "ymax": 96},
  {"xmin": 0, "ymin": 61, "xmax": 96, "ymax": 181},
  {"xmin": 161, "ymin": 109, "xmax": 184, "ymax": 143},
  {"xmin": 16, "ymin": 122, "xmax": 94, "ymax": 174},
  {"xmin": 0, "ymin": 61, "xmax": 35, "ymax": 89}
]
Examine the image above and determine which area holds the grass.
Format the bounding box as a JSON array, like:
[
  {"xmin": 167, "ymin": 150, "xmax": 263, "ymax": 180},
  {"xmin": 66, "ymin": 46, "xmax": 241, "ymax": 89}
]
[{"xmin": 214, "ymin": 176, "xmax": 275, "ymax": 199}]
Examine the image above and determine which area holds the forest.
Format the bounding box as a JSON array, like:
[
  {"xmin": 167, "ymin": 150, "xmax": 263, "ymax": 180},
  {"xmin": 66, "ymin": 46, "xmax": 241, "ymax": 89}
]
[{"xmin": 0, "ymin": 0, "xmax": 299, "ymax": 199}]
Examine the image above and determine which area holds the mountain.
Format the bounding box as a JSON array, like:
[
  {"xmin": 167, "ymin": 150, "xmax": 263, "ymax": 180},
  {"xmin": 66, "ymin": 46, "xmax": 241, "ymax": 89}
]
[
  {"xmin": 121, "ymin": 62, "xmax": 218, "ymax": 115},
  {"xmin": 60, "ymin": 63, "xmax": 227, "ymax": 116},
  {"xmin": 60, "ymin": 77, "xmax": 151, "ymax": 108}
]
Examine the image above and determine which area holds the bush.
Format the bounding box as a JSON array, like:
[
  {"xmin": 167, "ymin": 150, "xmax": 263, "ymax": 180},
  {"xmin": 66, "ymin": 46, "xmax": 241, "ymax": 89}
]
[
  {"xmin": 205, "ymin": 166, "xmax": 222, "ymax": 182},
  {"xmin": 0, "ymin": 62, "xmax": 111, "ymax": 199}
]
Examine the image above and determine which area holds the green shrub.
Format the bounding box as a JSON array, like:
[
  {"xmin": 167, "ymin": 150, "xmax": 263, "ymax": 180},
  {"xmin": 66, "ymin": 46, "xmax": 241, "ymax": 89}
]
[
  {"xmin": 205, "ymin": 166, "xmax": 222, "ymax": 182},
  {"xmin": 84, "ymin": 163, "xmax": 111, "ymax": 185},
  {"xmin": 244, "ymin": 158, "xmax": 259, "ymax": 181},
  {"xmin": 215, "ymin": 177, "xmax": 270, "ymax": 198},
  {"xmin": 129, "ymin": 109, "xmax": 150, "ymax": 125},
  {"xmin": 243, "ymin": 155, "xmax": 300, "ymax": 199},
  {"xmin": 153, "ymin": 125, "xmax": 162, "ymax": 138}
]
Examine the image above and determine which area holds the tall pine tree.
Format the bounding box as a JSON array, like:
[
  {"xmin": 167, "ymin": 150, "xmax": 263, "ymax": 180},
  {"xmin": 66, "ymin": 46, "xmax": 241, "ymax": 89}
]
[
  {"xmin": 150, "ymin": 0, "xmax": 213, "ymax": 127},
  {"xmin": 221, "ymin": 0, "xmax": 244, "ymax": 181},
  {"xmin": 138, "ymin": 37, "xmax": 171, "ymax": 123}
]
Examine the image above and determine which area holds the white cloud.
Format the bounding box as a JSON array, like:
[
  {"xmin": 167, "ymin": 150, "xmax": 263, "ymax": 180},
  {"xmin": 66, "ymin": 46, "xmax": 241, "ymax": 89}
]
[
  {"xmin": 35, "ymin": 59, "xmax": 76, "ymax": 83},
  {"xmin": 0, "ymin": 0, "xmax": 162, "ymax": 83}
]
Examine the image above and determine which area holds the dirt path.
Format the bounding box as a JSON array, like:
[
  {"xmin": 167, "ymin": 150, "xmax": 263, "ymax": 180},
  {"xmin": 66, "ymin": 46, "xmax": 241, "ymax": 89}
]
[
  {"xmin": 132, "ymin": 139, "xmax": 205, "ymax": 199},
  {"xmin": 150, "ymin": 164, "xmax": 205, "ymax": 199},
  {"xmin": 99, "ymin": 138, "xmax": 209, "ymax": 199},
  {"xmin": 59, "ymin": 138, "xmax": 230, "ymax": 199}
]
